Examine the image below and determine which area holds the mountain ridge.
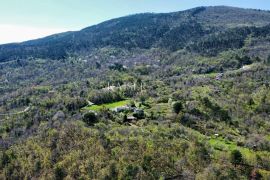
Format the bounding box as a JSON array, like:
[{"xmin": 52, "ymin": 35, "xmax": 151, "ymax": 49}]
[{"xmin": 0, "ymin": 6, "xmax": 270, "ymax": 61}]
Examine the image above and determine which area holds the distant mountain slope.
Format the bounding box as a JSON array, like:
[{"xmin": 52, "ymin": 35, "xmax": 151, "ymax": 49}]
[
  {"xmin": 0, "ymin": 6, "xmax": 270, "ymax": 62},
  {"xmin": 195, "ymin": 6, "xmax": 270, "ymax": 27}
]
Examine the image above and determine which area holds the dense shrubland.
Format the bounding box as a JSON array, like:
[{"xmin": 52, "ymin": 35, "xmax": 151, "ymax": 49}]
[{"xmin": 0, "ymin": 6, "xmax": 269, "ymax": 179}]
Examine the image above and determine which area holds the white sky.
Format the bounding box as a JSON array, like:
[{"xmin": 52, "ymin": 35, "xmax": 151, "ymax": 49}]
[{"xmin": 0, "ymin": 25, "xmax": 68, "ymax": 44}]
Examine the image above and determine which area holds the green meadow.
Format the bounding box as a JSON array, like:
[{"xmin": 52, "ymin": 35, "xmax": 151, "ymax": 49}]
[{"xmin": 83, "ymin": 99, "xmax": 131, "ymax": 111}]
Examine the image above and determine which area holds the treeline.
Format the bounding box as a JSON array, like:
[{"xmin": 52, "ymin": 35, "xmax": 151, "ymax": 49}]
[{"xmin": 88, "ymin": 87, "xmax": 137, "ymax": 105}]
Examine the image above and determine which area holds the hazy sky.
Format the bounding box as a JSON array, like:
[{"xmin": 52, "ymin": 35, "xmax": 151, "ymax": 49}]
[{"xmin": 0, "ymin": 0, "xmax": 270, "ymax": 44}]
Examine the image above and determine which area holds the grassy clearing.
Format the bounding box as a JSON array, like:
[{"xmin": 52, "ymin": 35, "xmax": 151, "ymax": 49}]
[
  {"xmin": 208, "ymin": 137, "xmax": 270, "ymax": 165},
  {"xmin": 209, "ymin": 137, "xmax": 270, "ymax": 177},
  {"xmin": 83, "ymin": 99, "xmax": 130, "ymax": 111},
  {"xmin": 209, "ymin": 138, "xmax": 252, "ymax": 155}
]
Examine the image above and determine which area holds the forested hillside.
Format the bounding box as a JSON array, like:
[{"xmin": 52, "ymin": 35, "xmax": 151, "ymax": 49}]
[
  {"xmin": 0, "ymin": 6, "xmax": 270, "ymax": 179},
  {"xmin": 1, "ymin": 6, "xmax": 270, "ymax": 61}
]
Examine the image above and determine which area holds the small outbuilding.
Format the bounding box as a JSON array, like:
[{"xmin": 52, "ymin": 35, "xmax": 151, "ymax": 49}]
[
  {"xmin": 127, "ymin": 116, "xmax": 137, "ymax": 121},
  {"xmin": 113, "ymin": 106, "xmax": 130, "ymax": 113},
  {"xmin": 215, "ymin": 73, "xmax": 223, "ymax": 80}
]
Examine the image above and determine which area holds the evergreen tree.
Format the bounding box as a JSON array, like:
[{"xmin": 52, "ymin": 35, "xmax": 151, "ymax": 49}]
[
  {"xmin": 231, "ymin": 150, "xmax": 243, "ymax": 167},
  {"xmin": 173, "ymin": 101, "xmax": 183, "ymax": 114}
]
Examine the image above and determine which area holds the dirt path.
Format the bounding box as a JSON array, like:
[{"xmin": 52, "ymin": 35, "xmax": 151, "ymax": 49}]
[{"xmin": 0, "ymin": 106, "xmax": 30, "ymax": 117}]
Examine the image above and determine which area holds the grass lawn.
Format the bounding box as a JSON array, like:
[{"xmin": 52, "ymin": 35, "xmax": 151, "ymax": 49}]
[{"xmin": 83, "ymin": 99, "xmax": 131, "ymax": 111}]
